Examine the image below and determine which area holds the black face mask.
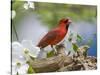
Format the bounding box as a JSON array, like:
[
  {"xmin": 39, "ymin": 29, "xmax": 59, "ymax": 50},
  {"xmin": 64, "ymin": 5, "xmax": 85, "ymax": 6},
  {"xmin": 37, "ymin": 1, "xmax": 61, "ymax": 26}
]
[{"xmin": 66, "ymin": 24, "xmax": 69, "ymax": 30}]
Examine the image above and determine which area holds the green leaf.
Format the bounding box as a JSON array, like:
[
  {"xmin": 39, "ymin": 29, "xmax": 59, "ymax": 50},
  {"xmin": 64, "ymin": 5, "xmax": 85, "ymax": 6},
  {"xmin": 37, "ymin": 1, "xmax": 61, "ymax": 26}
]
[
  {"xmin": 68, "ymin": 32, "xmax": 73, "ymax": 42},
  {"xmin": 83, "ymin": 50, "xmax": 87, "ymax": 57},
  {"xmin": 27, "ymin": 65, "xmax": 35, "ymax": 74},
  {"xmin": 68, "ymin": 37, "xmax": 72, "ymax": 42},
  {"xmin": 72, "ymin": 43, "xmax": 79, "ymax": 52},
  {"xmin": 87, "ymin": 38, "xmax": 93, "ymax": 46},
  {"xmin": 77, "ymin": 34, "xmax": 82, "ymax": 42},
  {"xmin": 47, "ymin": 50, "xmax": 55, "ymax": 58}
]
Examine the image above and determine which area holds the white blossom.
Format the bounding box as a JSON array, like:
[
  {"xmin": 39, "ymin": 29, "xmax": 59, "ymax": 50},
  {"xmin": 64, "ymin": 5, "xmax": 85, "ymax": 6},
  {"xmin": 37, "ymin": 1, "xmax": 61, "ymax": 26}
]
[
  {"xmin": 12, "ymin": 40, "xmax": 40, "ymax": 74},
  {"xmin": 12, "ymin": 40, "xmax": 40, "ymax": 60},
  {"xmin": 23, "ymin": 1, "xmax": 35, "ymax": 10},
  {"xmin": 12, "ymin": 60, "xmax": 29, "ymax": 75},
  {"xmin": 11, "ymin": 10, "xmax": 16, "ymax": 19},
  {"xmin": 23, "ymin": 3, "xmax": 29, "ymax": 10}
]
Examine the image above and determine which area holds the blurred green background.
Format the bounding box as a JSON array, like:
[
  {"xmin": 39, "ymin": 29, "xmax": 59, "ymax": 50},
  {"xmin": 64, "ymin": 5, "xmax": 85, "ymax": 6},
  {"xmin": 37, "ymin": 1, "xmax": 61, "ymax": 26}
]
[{"xmin": 12, "ymin": 1, "xmax": 96, "ymax": 28}]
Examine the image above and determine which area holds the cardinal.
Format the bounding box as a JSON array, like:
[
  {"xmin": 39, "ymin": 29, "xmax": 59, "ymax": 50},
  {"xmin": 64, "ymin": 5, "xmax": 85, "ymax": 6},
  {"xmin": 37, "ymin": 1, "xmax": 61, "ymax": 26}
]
[{"xmin": 37, "ymin": 18, "xmax": 71, "ymax": 58}]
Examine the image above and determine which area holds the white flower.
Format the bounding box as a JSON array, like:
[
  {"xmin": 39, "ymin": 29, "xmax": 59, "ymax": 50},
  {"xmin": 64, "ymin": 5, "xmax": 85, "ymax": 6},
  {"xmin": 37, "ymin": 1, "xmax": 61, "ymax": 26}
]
[
  {"xmin": 28, "ymin": 1, "xmax": 35, "ymax": 9},
  {"xmin": 11, "ymin": 10, "xmax": 16, "ymax": 19},
  {"xmin": 12, "ymin": 60, "xmax": 29, "ymax": 75},
  {"xmin": 23, "ymin": 1, "xmax": 35, "ymax": 10},
  {"xmin": 23, "ymin": 3, "xmax": 29, "ymax": 10},
  {"xmin": 12, "ymin": 40, "xmax": 40, "ymax": 61},
  {"xmin": 12, "ymin": 40, "xmax": 40, "ymax": 74},
  {"xmin": 12, "ymin": 40, "xmax": 40, "ymax": 70}
]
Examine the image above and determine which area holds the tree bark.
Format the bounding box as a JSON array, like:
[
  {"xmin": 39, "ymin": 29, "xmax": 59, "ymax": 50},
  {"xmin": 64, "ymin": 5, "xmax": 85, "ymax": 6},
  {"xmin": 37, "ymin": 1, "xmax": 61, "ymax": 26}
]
[{"xmin": 28, "ymin": 44, "xmax": 97, "ymax": 73}]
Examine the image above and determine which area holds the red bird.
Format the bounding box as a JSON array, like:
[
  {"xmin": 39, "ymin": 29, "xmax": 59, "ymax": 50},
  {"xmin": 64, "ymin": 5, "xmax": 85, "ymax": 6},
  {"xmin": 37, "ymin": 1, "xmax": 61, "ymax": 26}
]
[{"xmin": 37, "ymin": 18, "xmax": 71, "ymax": 54}]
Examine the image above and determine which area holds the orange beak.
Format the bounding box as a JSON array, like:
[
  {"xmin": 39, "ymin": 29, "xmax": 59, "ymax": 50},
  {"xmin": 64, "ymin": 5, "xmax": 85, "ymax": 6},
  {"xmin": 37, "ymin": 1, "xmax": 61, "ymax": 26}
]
[{"xmin": 68, "ymin": 19, "xmax": 72, "ymax": 24}]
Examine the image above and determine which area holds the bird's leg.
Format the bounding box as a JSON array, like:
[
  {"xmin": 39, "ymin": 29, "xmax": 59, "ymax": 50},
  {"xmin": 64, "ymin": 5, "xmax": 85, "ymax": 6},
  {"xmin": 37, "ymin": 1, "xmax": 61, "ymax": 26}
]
[
  {"xmin": 51, "ymin": 45, "xmax": 57, "ymax": 55},
  {"xmin": 36, "ymin": 48, "xmax": 47, "ymax": 59}
]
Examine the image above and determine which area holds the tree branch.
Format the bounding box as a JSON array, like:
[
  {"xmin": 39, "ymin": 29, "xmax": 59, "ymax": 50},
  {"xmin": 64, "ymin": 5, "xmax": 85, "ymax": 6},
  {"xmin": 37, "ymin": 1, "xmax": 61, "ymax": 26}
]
[{"xmin": 28, "ymin": 44, "xmax": 97, "ymax": 73}]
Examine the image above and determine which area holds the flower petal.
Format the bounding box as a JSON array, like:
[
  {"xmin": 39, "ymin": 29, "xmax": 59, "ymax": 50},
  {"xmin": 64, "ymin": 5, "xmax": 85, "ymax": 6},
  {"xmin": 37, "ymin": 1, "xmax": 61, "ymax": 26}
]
[
  {"xmin": 37, "ymin": 50, "xmax": 47, "ymax": 59},
  {"xmin": 21, "ymin": 40, "xmax": 33, "ymax": 49},
  {"xmin": 12, "ymin": 42, "xmax": 24, "ymax": 62},
  {"xmin": 18, "ymin": 64, "xmax": 29, "ymax": 74},
  {"xmin": 21, "ymin": 40, "xmax": 40, "ymax": 57},
  {"xmin": 12, "ymin": 41, "xmax": 23, "ymax": 51},
  {"xmin": 12, "ymin": 55, "xmax": 25, "ymax": 63},
  {"xmin": 30, "ymin": 46, "xmax": 40, "ymax": 57},
  {"xmin": 12, "ymin": 42, "xmax": 23, "ymax": 55}
]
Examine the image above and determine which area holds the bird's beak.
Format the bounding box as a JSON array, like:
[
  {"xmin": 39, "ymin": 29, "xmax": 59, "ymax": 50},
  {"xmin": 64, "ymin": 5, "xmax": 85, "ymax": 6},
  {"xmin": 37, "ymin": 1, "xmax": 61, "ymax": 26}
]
[{"xmin": 68, "ymin": 20, "xmax": 72, "ymax": 24}]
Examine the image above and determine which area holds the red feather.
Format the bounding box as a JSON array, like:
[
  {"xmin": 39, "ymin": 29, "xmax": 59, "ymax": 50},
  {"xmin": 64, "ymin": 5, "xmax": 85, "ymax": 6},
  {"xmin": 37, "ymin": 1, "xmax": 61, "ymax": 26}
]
[{"xmin": 37, "ymin": 18, "xmax": 71, "ymax": 48}]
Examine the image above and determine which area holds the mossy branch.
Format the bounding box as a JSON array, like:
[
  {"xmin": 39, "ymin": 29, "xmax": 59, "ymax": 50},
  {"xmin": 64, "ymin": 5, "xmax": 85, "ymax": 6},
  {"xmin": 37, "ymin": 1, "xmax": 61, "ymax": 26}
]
[{"xmin": 28, "ymin": 44, "xmax": 97, "ymax": 73}]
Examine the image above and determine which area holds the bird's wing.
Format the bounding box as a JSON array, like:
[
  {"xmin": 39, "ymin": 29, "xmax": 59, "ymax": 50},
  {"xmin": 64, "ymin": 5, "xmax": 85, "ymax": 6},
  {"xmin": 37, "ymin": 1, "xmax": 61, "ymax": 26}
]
[{"xmin": 37, "ymin": 29, "xmax": 59, "ymax": 48}]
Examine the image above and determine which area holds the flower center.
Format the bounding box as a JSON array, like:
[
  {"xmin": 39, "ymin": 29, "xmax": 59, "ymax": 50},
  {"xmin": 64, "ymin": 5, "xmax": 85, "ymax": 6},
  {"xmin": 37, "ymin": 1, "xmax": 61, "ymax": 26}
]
[{"xmin": 23, "ymin": 48, "xmax": 29, "ymax": 54}]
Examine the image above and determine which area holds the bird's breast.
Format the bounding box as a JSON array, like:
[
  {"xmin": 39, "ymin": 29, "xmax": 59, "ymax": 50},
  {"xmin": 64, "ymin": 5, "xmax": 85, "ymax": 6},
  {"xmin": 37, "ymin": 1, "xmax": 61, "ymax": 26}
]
[{"xmin": 50, "ymin": 30, "xmax": 67, "ymax": 45}]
